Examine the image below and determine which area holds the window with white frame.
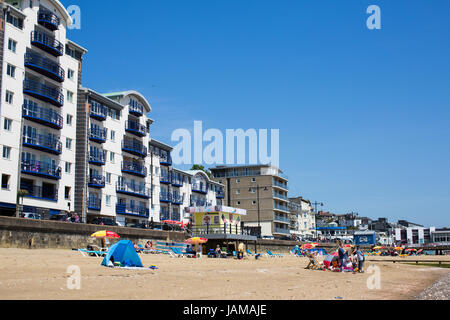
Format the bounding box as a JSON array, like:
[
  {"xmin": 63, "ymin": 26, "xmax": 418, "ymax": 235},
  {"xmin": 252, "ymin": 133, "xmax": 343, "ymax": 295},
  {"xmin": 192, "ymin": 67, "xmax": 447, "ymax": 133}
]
[
  {"xmin": 8, "ymin": 39, "xmax": 17, "ymax": 53},
  {"xmin": 2, "ymin": 146, "xmax": 11, "ymax": 159},
  {"xmin": 6, "ymin": 64, "xmax": 16, "ymax": 78},
  {"xmin": 3, "ymin": 118, "xmax": 12, "ymax": 131}
]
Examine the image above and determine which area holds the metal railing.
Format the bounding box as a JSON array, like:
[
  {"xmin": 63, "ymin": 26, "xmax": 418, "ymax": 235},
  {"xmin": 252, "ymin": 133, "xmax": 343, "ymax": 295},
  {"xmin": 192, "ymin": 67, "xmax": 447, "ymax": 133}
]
[
  {"xmin": 23, "ymin": 133, "xmax": 62, "ymax": 154},
  {"xmin": 125, "ymin": 120, "xmax": 147, "ymax": 136},
  {"xmin": 24, "ymin": 52, "xmax": 64, "ymax": 82},
  {"xmin": 190, "ymin": 224, "xmax": 243, "ymax": 237},
  {"xmin": 38, "ymin": 9, "xmax": 60, "ymax": 31},
  {"xmin": 116, "ymin": 204, "xmax": 149, "ymax": 218},
  {"xmin": 122, "ymin": 140, "xmax": 147, "ymax": 156},
  {"xmin": 23, "ymin": 78, "xmax": 64, "ymax": 107},
  {"xmin": 121, "ymin": 161, "xmax": 147, "ymax": 176},
  {"xmin": 21, "ymin": 160, "xmax": 61, "ymax": 179},
  {"xmin": 89, "ymin": 127, "xmax": 107, "ymax": 142},
  {"xmin": 22, "ymin": 102, "xmax": 63, "ymax": 129},
  {"xmin": 116, "ymin": 182, "xmax": 151, "ymax": 198},
  {"xmin": 88, "ymin": 175, "xmax": 105, "ymax": 188},
  {"xmin": 30, "ymin": 30, "xmax": 64, "ymax": 56},
  {"xmin": 22, "ymin": 185, "xmax": 58, "ymax": 201}
]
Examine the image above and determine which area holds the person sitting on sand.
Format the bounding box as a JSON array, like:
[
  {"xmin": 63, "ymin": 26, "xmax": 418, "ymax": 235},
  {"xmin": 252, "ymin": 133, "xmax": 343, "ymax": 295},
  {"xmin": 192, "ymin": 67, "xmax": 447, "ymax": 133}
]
[
  {"xmin": 134, "ymin": 242, "xmax": 141, "ymax": 253},
  {"xmin": 215, "ymin": 245, "xmax": 222, "ymax": 258}
]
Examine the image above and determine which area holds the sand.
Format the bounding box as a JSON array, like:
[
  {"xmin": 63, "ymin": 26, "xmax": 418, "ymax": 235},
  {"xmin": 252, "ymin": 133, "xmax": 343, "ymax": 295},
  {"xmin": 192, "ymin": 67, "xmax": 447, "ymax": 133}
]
[{"xmin": 0, "ymin": 248, "xmax": 448, "ymax": 300}]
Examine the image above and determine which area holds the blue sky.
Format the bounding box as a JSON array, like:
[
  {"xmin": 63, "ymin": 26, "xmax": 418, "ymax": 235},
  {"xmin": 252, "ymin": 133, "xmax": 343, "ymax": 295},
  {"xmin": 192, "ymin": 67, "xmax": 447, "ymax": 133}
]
[{"xmin": 62, "ymin": 0, "xmax": 450, "ymax": 227}]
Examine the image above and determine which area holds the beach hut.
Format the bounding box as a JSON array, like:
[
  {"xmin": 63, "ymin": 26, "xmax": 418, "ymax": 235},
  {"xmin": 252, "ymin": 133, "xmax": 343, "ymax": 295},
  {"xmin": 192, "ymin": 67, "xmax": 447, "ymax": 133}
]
[{"xmin": 101, "ymin": 240, "xmax": 143, "ymax": 267}]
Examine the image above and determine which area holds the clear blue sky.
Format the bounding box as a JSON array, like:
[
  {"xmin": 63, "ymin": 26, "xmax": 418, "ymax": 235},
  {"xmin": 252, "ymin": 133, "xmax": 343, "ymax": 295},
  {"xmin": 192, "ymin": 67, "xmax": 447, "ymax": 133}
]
[{"xmin": 62, "ymin": 0, "xmax": 450, "ymax": 227}]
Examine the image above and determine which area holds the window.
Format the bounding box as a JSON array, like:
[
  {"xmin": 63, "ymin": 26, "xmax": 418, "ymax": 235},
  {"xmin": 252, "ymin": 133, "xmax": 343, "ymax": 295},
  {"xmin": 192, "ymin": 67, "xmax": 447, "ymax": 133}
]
[
  {"xmin": 110, "ymin": 130, "xmax": 115, "ymax": 142},
  {"xmin": 7, "ymin": 64, "xmax": 16, "ymax": 78},
  {"xmin": 252, "ymin": 201, "xmax": 257, "ymax": 205},
  {"xmin": 66, "ymin": 114, "xmax": 73, "ymax": 126},
  {"xmin": 66, "ymin": 138, "xmax": 72, "ymax": 150},
  {"xmin": 1, "ymin": 174, "xmax": 10, "ymax": 190},
  {"xmin": 252, "ymin": 178, "xmax": 256, "ymax": 182},
  {"xmin": 106, "ymin": 195, "xmax": 111, "ymax": 206},
  {"xmin": 3, "ymin": 118, "xmax": 12, "ymax": 131},
  {"xmin": 104, "ymin": 172, "xmax": 111, "ymax": 184},
  {"xmin": 65, "ymin": 187, "xmax": 71, "ymax": 200},
  {"xmin": 236, "ymin": 189, "xmax": 240, "ymax": 195},
  {"xmin": 5, "ymin": 91, "xmax": 14, "ymax": 104},
  {"xmin": 2, "ymin": 146, "xmax": 11, "ymax": 159},
  {"xmin": 236, "ymin": 178, "xmax": 240, "ymax": 183},
  {"xmin": 237, "ymin": 201, "xmax": 241, "ymax": 206},
  {"xmin": 67, "ymin": 91, "xmax": 74, "ymax": 103},
  {"xmin": 8, "ymin": 39, "xmax": 17, "ymax": 53},
  {"xmin": 110, "ymin": 152, "xmax": 115, "ymax": 163},
  {"xmin": 5, "ymin": 12, "xmax": 23, "ymax": 29},
  {"xmin": 65, "ymin": 162, "xmax": 72, "ymax": 174},
  {"xmin": 67, "ymin": 69, "xmax": 75, "ymax": 80}
]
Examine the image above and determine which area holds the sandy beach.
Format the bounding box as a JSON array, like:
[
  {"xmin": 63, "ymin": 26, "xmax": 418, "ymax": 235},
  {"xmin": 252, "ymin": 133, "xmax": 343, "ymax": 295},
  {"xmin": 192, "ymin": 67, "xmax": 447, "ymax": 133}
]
[{"xmin": 0, "ymin": 248, "xmax": 448, "ymax": 300}]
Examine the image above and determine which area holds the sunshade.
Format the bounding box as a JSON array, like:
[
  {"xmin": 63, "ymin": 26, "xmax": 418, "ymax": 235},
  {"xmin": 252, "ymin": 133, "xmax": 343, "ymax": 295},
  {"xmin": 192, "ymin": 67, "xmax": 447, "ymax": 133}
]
[
  {"xmin": 185, "ymin": 237, "xmax": 208, "ymax": 245},
  {"xmin": 91, "ymin": 230, "xmax": 120, "ymax": 239},
  {"xmin": 301, "ymin": 243, "xmax": 317, "ymax": 249},
  {"xmin": 405, "ymin": 248, "xmax": 417, "ymax": 251},
  {"xmin": 373, "ymin": 246, "xmax": 385, "ymax": 250},
  {"xmin": 395, "ymin": 247, "xmax": 403, "ymax": 251}
]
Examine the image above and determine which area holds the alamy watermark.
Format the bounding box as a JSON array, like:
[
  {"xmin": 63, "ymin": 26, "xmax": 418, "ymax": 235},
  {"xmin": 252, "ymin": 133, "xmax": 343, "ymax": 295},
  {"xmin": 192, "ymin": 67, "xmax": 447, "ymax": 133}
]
[
  {"xmin": 67, "ymin": 5, "xmax": 81, "ymax": 30},
  {"xmin": 66, "ymin": 265, "xmax": 81, "ymax": 290},
  {"xmin": 366, "ymin": 265, "xmax": 381, "ymax": 290},
  {"xmin": 367, "ymin": 5, "xmax": 381, "ymax": 30},
  {"xmin": 171, "ymin": 121, "xmax": 280, "ymax": 168}
]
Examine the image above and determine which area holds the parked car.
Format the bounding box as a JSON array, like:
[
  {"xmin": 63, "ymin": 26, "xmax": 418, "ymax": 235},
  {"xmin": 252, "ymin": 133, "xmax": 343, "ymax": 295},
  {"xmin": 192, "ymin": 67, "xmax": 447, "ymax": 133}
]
[
  {"xmin": 23, "ymin": 213, "xmax": 42, "ymax": 220},
  {"xmin": 127, "ymin": 223, "xmax": 147, "ymax": 229},
  {"xmin": 90, "ymin": 217, "xmax": 118, "ymax": 226}
]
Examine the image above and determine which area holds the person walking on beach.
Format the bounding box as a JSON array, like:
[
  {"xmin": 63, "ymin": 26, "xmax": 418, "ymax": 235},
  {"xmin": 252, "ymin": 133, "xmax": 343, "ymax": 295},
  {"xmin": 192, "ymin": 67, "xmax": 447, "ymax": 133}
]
[
  {"xmin": 356, "ymin": 246, "xmax": 365, "ymax": 273},
  {"xmin": 238, "ymin": 242, "xmax": 245, "ymax": 260},
  {"xmin": 338, "ymin": 242, "xmax": 346, "ymax": 272}
]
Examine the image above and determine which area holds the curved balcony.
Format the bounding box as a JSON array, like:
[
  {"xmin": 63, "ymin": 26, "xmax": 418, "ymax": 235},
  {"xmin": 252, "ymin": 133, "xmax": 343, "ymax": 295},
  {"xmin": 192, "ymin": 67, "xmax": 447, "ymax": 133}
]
[
  {"xmin": 23, "ymin": 79, "xmax": 64, "ymax": 107},
  {"xmin": 172, "ymin": 194, "xmax": 184, "ymax": 205},
  {"xmin": 116, "ymin": 182, "xmax": 151, "ymax": 199},
  {"xmin": 121, "ymin": 161, "xmax": 147, "ymax": 178},
  {"xmin": 125, "ymin": 120, "xmax": 147, "ymax": 137},
  {"xmin": 88, "ymin": 197, "xmax": 102, "ymax": 211},
  {"xmin": 192, "ymin": 184, "xmax": 207, "ymax": 195},
  {"xmin": 160, "ymin": 155, "xmax": 172, "ymax": 166},
  {"xmin": 129, "ymin": 104, "xmax": 143, "ymax": 117},
  {"xmin": 89, "ymin": 151, "xmax": 106, "ymax": 166},
  {"xmin": 21, "ymin": 160, "xmax": 61, "ymax": 180},
  {"xmin": 90, "ymin": 102, "xmax": 107, "ymax": 121},
  {"xmin": 122, "ymin": 140, "xmax": 147, "ymax": 158},
  {"xmin": 160, "ymin": 192, "xmax": 171, "ymax": 203},
  {"xmin": 116, "ymin": 204, "xmax": 149, "ymax": 218},
  {"xmin": 171, "ymin": 176, "xmax": 183, "ymax": 187},
  {"xmin": 89, "ymin": 127, "xmax": 107, "ymax": 144},
  {"xmin": 22, "ymin": 185, "xmax": 58, "ymax": 202},
  {"xmin": 88, "ymin": 175, "xmax": 105, "ymax": 189},
  {"xmin": 24, "ymin": 52, "xmax": 64, "ymax": 82},
  {"xmin": 23, "ymin": 134, "xmax": 62, "ymax": 155},
  {"xmin": 30, "ymin": 30, "xmax": 63, "ymax": 57},
  {"xmin": 160, "ymin": 174, "xmax": 171, "ymax": 185},
  {"xmin": 22, "ymin": 102, "xmax": 63, "ymax": 130},
  {"xmin": 38, "ymin": 9, "xmax": 60, "ymax": 31}
]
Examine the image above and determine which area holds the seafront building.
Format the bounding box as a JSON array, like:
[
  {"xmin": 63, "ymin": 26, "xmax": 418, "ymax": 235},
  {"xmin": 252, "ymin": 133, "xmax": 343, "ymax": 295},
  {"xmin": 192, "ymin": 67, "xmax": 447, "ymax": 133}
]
[
  {"xmin": 289, "ymin": 197, "xmax": 316, "ymax": 239},
  {"xmin": 210, "ymin": 165, "xmax": 290, "ymax": 239},
  {"xmin": 0, "ymin": 0, "xmax": 86, "ymax": 217}
]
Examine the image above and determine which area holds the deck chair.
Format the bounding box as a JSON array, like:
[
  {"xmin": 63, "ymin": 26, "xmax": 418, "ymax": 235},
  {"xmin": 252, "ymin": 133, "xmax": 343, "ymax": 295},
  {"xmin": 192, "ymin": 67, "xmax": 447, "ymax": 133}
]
[
  {"xmin": 267, "ymin": 250, "xmax": 283, "ymax": 258},
  {"xmin": 78, "ymin": 248, "xmax": 107, "ymax": 257},
  {"xmin": 246, "ymin": 249, "xmax": 254, "ymax": 256},
  {"xmin": 173, "ymin": 247, "xmax": 195, "ymax": 258},
  {"xmin": 305, "ymin": 253, "xmax": 325, "ymax": 270}
]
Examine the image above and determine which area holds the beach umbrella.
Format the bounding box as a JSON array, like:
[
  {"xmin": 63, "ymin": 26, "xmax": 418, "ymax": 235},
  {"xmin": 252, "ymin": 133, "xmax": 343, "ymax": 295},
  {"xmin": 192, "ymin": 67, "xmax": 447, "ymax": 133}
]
[
  {"xmin": 344, "ymin": 244, "xmax": 353, "ymax": 248},
  {"xmin": 91, "ymin": 230, "xmax": 120, "ymax": 239},
  {"xmin": 185, "ymin": 237, "xmax": 208, "ymax": 245},
  {"xmin": 405, "ymin": 248, "xmax": 417, "ymax": 252},
  {"xmin": 301, "ymin": 243, "xmax": 317, "ymax": 250},
  {"xmin": 395, "ymin": 247, "xmax": 403, "ymax": 251}
]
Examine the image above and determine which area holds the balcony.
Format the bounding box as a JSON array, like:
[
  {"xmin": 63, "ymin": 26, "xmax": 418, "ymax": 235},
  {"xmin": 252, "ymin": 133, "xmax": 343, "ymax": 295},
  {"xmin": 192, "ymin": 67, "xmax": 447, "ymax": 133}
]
[
  {"xmin": 116, "ymin": 182, "xmax": 151, "ymax": 199},
  {"xmin": 216, "ymin": 190, "xmax": 225, "ymax": 199},
  {"xmin": 88, "ymin": 175, "xmax": 105, "ymax": 189},
  {"xmin": 191, "ymin": 198, "xmax": 208, "ymax": 207},
  {"xmin": 171, "ymin": 175, "xmax": 183, "ymax": 187},
  {"xmin": 31, "ymin": 30, "xmax": 63, "ymax": 57},
  {"xmin": 274, "ymin": 204, "xmax": 290, "ymax": 213},
  {"xmin": 38, "ymin": 9, "xmax": 60, "ymax": 31},
  {"xmin": 274, "ymin": 214, "xmax": 291, "ymax": 224},
  {"xmin": 122, "ymin": 140, "xmax": 147, "ymax": 158},
  {"xmin": 116, "ymin": 204, "xmax": 149, "ymax": 218},
  {"xmin": 21, "ymin": 185, "xmax": 58, "ymax": 202},
  {"xmin": 125, "ymin": 120, "xmax": 147, "ymax": 137},
  {"xmin": 273, "ymin": 180, "xmax": 289, "ymax": 191},
  {"xmin": 273, "ymin": 227, "xmax": 291, "ymax": 235},
  {"xmin": 89, "ymin": 151, "xmax": 106, "ymax": 166},
  {"xmin": 22, "ymin": 102, "xmax": 63, "ymax": 130},
  {"xmin": 172, "ymin": 194, "xmax": 184, "ymax": 205},
  {"xmin": 21, "ymin": 160, "xmax": 61, "ymax": 180},
  {"xmin": 87, "ymin": 197, "xmax": 101, "ymax": 211},
  {"xmin": 121, "ymin": 161, "xmax": 147, "ymax": 177},
  {"xmin": 160, "ymin": 173, "xmax": 171, "ymax": 184},
  {"xmin": 23, "ymin": 79, "xmax": 64, "ymax": 107},
  {"xmin": 192, "ymin": 184, "xmax": 207, "ymax": 194},
  {"xmin": 129, "ymin": 104, "xmax": 143, "ymax": 117},
  {"xmin": 160, "ymin": 192, "xmax": 171, "ymax": 203},
  {"xmin": 23, "ymin": 134, "xmax": 62, "ymax": 155},
  {"xmin": 90, "ymin": 103, "xmax": 107, "ymax": 121},
  {"xmin": 89, "ymin": 127, "xmax": 107, "ymax": 144},
  {"xmin": 24, "ymin": 52, "xmax": 64, "ymax": 82},
  {"xmin": 273, "ymin": 192, "xmax": 289, "ymax": 202},
  {"xmin": 160, "ymin": 208, "xmax": 170, "ymax": 221},
  {"xmin": 160, "ymin": 155, "xmax": 172, "ymax": 166}
]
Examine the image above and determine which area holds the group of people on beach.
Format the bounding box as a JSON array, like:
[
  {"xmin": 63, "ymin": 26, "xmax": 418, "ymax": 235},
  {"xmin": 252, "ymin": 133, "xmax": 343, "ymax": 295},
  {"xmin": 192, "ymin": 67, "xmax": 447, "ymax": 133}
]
[{"xmin": 337, "ymin": 241, "xmax": 365, "ymax": 273}]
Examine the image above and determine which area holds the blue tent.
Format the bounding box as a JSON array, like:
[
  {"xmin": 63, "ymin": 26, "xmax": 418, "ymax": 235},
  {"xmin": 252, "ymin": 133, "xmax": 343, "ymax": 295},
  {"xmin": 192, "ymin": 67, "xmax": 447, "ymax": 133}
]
[{"xmin": 101, "ymin": 240, "xmax": 143, "ymax": 268}]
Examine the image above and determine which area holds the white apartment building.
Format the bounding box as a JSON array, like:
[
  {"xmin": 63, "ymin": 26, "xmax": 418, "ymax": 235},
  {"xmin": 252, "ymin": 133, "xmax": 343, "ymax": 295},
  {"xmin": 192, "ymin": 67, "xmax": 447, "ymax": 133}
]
[
  {"xmin": 289, "ymin": 197, "xmax": 316, "ymax": 239},
  {"xmin": 0, "ymin": 0, "xmax": 86, "ymax": 217}
]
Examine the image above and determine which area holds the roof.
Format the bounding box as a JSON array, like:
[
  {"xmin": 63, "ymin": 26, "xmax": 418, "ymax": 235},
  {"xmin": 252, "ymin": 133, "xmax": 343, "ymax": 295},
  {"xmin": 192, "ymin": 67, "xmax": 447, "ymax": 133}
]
[
  {"xmin": 149, "ymin": 139, "xmax": 173, "ymax": 151},
  {"xmin": 103, "ymin": 90, "xmax": 152, "ymax": 113},
  {"xmin": 66, "ymin": 39, "xmax": 88, "ymax": 54},
  {"xmin": 79, "ymin": 87, "xmax": 124, "ymax": 110},
  {"xmin": 46, "ymin": 0, "xmax": 73, "ymax": 26}
]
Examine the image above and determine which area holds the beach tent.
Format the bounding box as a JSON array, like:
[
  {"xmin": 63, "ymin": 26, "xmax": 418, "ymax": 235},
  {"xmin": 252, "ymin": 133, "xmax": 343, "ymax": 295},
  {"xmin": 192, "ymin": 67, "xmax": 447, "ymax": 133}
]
[
  {"xmin": 323, "ymin": 254, "xmax": 339, "ymax": 269},
  {"xmin": 101, "ymin": 240, "xmax": 143, "ymax": 268}
]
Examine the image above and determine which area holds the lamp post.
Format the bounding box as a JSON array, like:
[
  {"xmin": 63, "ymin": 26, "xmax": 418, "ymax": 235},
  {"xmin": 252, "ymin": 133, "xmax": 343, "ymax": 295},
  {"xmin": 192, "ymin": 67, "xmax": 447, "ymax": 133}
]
[{"xmin": 250, "ymin": 185, "xmax": 269, "ymax": 239}]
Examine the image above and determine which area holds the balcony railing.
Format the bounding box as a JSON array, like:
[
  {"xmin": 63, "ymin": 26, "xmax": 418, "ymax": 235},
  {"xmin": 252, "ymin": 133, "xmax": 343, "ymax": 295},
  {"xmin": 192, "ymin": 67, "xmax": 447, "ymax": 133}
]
[
  {"xmin": 192, "ymin": 184, "xmax": 207, "ymax": 194},
  {"xmin": 171, "ymin": 175, "xmax": 183, "ymax": 187},
  {"xmin": 273, "ymin": 180, "xmax": 289, "ymax": 191},
  {"xmin": 89, "ymin": 127, "xmax": 107, "ymax": 144},
  {"xmin": 274, "ymin": 204, "xmax": 290, "ymax": 213},
  {"xmin": 116, "ymin": 182, "xmax": 151, "ymax": 199},
  {"xmin": 160, "ymin": 155, "xmax": 172, "ymax": 166},
  {"xmin": 90, "ymin": 103, "xmax": 107, "ymax": 121},
  {"xmin": 88, "ymin": 175, "xmax": 105, "ymax": 188},
  {"xmin": 30, "ymin": 30, "xmax": 64, "ymax": 57},
  {"xmin": 160, "ymin": 192, "xmax": 171, "ymax": 203},
  {"xmin": 160, "ymin": 208, "xmax": 170, "ymax": 221},
  {"xmin": 87, "ymin": 197, "xmax": 101, "ymax": 211},
  {"xmin": 116, "ymin": 204, "xmax": 149, "ymax": 218},
  {"xmin": 129, "ymin": 104, "xmax": 143, "ymax": 117},
  {"xmin": 23, "ymin": 79, "xmax": 64, "ymax": 107},
  {"xmin": 122, "ymin": 140, "xmax": 147, "ymax": 158},
  {"xmin": 191, "ymin": 224, "xmax": 243, "ymax": 237},
  {"xmin": 22, "ymin": 102, "xmax": 63, "ymax": 130},
  {"xmin": 274, "ymin": 214, "xmax": 291, "ymax": 224},
  {"xmin": 216, "ymin": 190, "xmax": 225, "ymax": 199},
  {"xmin": 21, "ymin": 185, "xmax": 58, "ymax": 202},
  {"xmin": 38, "ymin": 9, "xmax": 60, "ymax": 31},
  {"xmin": 172, "ymin": 194, "xmax": 184, "ymax": 205},
  {"xmin": 21, "ymin": 160, "xmax": 61, "ymax": 180},
  {"xmin": 24, "ymin": 52, "xmax": 64, "ymax": 82},
  {"xmin": 121, "ymin": 161, "xmax": 147, "ymax": 177},
  {"xmin": 89, "ymin": 151, "xmax": 106, "ymax": 166},
  {"xmin": 23, "ymin": 134, "xmax": 62, "ymax": 155},
  {"xmin": 273, "ymin": 227, "xmax": 291, "ymax": 235},
  {"xmin": 160, "ymin": 173, "xmax": 171, "ymax": 184},
  {"xmin": 273, "ymin": 192, "xmax": 288, "ymax": 201},
  {"xmin": 125, "ymin": 120, "xmax": 147, "ymax": 137}
]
